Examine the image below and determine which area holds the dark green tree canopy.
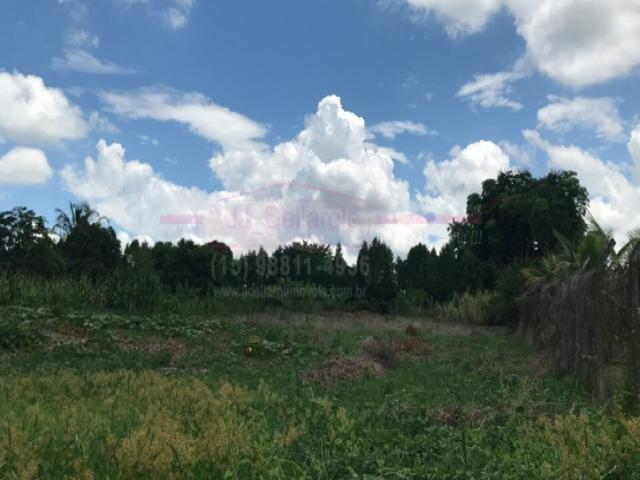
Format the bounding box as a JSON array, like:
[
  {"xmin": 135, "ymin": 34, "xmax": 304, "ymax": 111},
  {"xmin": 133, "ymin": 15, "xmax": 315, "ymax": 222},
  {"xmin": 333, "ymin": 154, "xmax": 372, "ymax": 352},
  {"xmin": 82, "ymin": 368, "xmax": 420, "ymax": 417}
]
[
  {"xmin": 61, "ymin": 222, "xmax": 121, "ymax": 280},
  {"xmin": 0, "ymin": 207, "xmax": 64, "ymax": 277},
  {"xmin": 450, "ymin": 170, "xmax": 588, "ymax": 264}
]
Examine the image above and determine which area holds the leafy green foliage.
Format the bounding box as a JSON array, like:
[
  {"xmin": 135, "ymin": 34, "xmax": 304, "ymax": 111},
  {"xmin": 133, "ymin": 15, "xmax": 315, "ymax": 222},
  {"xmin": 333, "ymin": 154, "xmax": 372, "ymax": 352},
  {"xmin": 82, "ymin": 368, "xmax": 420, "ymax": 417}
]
[
  {"xmin": 53, "ymin": 202, "xmax": 122, "ymax": 279},
  {"xmin": 358, "ymin": 237, "xmax": 397, "ymax": 311},
  {"xmin": 466, "ymin": 170, "xmax": 588, "ymax": 263},
  {"xmin": 60, "ymin": 221, "xmax": 121, "ymax": 279},
  {"xmin": 0, "ymin": 207, "xmax": 64, "ymax": 277}
]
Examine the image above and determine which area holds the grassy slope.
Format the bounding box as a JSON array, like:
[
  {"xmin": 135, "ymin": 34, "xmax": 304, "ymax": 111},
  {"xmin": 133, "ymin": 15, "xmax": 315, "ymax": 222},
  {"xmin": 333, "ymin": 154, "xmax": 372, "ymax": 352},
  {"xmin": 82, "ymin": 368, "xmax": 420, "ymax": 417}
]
[{"xmin": 0, "ymin": 307, "xmax": 637, "ymax": 479}]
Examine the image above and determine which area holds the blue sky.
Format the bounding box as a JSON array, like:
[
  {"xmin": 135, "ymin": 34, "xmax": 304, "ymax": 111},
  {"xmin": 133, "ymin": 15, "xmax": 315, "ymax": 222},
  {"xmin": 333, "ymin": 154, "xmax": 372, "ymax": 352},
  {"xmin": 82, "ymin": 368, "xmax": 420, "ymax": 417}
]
[{"xmin": 1, "ymin": 0, "xmax": 639, "ymax": 257}]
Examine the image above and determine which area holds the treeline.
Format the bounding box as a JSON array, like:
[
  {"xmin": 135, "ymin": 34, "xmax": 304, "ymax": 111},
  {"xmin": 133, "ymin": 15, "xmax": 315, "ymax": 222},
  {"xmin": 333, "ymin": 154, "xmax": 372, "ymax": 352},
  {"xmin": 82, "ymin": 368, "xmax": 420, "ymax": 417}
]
[{"xmin": 0, "ymin": 170, "xmax": 590, "ymax": 321}]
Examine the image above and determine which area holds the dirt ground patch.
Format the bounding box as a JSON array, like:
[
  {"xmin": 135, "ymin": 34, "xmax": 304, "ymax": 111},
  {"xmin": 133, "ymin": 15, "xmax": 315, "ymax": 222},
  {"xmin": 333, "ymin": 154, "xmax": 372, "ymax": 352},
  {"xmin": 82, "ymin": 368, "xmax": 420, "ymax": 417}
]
[
  {"xmin": 304, "ymin": 329, "xmax": 432, "ymax": 387},
  {"xmin": 304, "ymin": 355, "xmax": 385, "ymax": 388},
  {"xmin": 305, "ymin": 334, "xmax": 433, "ymax": 388},
  {"xmin": 241, "ymin": 311, "xmax": 509, "ymax": 338},
  {"xmin": 43, "ymin": 324, "xmax": 88, "ymax": 348},
  {"xmin": 244, "ymin": 311, "xmax": 424, "ymax": 333},
  {"xmin": 360, "ymin": 335, "xmax": 433, "ymax": 363}
]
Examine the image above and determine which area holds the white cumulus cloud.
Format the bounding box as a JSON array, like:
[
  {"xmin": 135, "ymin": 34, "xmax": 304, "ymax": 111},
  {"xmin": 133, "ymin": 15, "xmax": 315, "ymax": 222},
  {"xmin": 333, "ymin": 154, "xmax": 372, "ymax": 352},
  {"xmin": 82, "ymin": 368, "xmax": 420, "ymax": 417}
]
[
  {"xmin": 0, "ymin": 148, "xmax": 53, "ymax": 185},
  {"xmin": 417, "ymin": 140, "xmax": 511, "ymax": 242},
  {"xmin": 525, "ymin": 129, "xmax": 640, "ymax": 246},
  {"xmin": 403, "ymin": 0, "xmax": 640, "ymax": 88},
  {"xmin": 0, "ymin": 71, "xmax": 88, "ymax": 145},
  {"xmin": 63, "ymin": 96, "xmax": 431, "ymax": 257},
  {"xmin": 209, "ymin": 95, "xmax": 416, "ymax": 217}
]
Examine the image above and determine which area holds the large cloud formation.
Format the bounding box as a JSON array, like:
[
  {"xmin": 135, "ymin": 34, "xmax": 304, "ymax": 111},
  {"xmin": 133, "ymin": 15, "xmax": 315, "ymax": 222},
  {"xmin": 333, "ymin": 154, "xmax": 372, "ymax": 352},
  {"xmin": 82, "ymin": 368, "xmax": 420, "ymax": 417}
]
[
  {"xmin": 404, "ymin": 0, "xmax": 640, "ymax": 87},
  {"xmin": 64, "ymin": 95, "xmax": 434, "ymax": 257}
]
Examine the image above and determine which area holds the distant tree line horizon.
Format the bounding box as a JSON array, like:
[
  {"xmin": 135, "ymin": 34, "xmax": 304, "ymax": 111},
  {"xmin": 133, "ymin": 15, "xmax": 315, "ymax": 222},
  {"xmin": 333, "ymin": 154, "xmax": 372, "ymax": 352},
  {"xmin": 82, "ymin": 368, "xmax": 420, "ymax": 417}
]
[{"xmin": 1, "ymin": 169, "xmax": 591, "ymax": 320}]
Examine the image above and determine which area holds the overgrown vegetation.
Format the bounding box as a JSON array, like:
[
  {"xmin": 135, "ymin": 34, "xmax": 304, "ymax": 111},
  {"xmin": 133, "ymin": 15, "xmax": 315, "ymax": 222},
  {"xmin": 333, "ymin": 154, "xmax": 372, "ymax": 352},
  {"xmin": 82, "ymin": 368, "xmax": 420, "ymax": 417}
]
[{"xmin": 1, "ymin": 306, "xmax": 639, "ymax": 479}]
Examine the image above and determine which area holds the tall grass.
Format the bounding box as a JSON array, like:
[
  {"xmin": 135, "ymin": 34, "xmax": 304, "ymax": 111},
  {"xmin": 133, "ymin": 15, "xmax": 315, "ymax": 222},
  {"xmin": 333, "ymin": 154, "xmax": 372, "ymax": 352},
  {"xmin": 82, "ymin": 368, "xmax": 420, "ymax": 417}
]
[
  {"xmin": 430, "ymin": 291, "xmax": 495, "ymax": 325},
  {"xmin": 0, "ymin": 372, "xmax": 357, "ymax": 479}
]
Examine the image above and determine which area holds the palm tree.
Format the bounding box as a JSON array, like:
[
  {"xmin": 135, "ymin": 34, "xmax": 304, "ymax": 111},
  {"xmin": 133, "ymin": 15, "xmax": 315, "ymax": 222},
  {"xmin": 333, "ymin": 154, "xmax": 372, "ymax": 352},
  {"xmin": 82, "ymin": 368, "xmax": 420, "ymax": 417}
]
[
  {"xmin": 524, "ymin": 215, "xmax": 624, "ymax": 286},
  {"xmin": 614, "ymin": 229, "xmax": 640, "ymax": 267},
  {"xmin": 522, "ymin": 254, "xmax": 571, "ymax": 285},
  {"xmin": 54, "ymin": 202, "xmax": 108, "ymax": 237},
  {"xmin": 553, "ymin": 215, "xmax": 616, "ymax": 271}
]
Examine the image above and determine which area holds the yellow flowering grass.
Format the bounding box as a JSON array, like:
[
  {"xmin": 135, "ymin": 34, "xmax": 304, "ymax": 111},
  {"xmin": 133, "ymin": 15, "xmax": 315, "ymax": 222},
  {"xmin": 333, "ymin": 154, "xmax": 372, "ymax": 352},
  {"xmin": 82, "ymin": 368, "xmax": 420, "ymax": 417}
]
[
  {"xmin": 0, "ymin": 371, "xmax": 355, "ymax": 479},
  {"xmin": 541, "ymin": 408, "xmax": 640, "ymax": 479}
]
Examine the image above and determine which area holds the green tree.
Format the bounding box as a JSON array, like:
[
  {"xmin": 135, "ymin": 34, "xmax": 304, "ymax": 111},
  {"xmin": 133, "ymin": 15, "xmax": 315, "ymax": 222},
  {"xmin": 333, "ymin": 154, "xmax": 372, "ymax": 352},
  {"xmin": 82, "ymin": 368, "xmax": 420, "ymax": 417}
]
[
  {"xmin": 0, "ymin": 207, "xmax": 64, "ymax": 277},
  {"xmin": 55, "ymin": 202, "xmax": 107, "ymax": 237},
  {"xmin": 358, "ymin": 238, "xmax": 396, "ymax": 311},
  {"xmin": 461, "ymin": 170, "xmax": 588, "ymax": 264},
  {"xmin": 61, "ymin": 222, "xmax": 121, "ymax": 280},
  {"xmin": 55, "ymin": 203, "xmax": 121, "ymax": 280}
]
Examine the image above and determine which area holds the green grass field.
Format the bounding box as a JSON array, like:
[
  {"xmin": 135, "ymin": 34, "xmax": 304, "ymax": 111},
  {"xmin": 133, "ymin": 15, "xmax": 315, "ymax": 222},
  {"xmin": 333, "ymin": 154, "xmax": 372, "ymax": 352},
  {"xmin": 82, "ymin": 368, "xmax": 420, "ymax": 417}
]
[{"xmin": 1, "ymin": 307, "xmax": 639, "ymax": 479}]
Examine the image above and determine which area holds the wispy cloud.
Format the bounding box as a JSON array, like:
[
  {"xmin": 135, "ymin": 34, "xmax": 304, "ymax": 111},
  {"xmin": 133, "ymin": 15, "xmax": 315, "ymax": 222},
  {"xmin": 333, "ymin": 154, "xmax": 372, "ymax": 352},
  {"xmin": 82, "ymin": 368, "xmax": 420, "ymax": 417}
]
[
  {"xmin": 456, "ymin": 57, "xmax": 531, "ymax": 111},
  {"xmin": 99, "ymin": 86, "xmax": 266, "ymax": 150},
  {"xmin": 537, "ymin": 96, "xmax": 625, "ymax": 142},
  {"xmin": 369, "ymin": 120, "xmax": 435, "ymax": 140},
  {"xmin": 55, "ymin": 1, "xmax": 140, "ymax": 75},
  {"xmin": 113, "ymin": 0, "xmax": 197, "ymax": 30},
  {"xmin": 89, "ymin": 111, "xmax": 120, "ymax": 134},
  {"xmin": 52, "ymin": 49, "xmax": 139, "ymax": 75}
]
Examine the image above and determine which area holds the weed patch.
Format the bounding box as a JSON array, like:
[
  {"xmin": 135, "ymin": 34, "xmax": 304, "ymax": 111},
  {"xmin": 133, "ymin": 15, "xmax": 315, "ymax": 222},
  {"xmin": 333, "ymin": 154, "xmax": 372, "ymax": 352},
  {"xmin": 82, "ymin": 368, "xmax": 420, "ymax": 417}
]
[{"xmin": 304, "ymin": 355, "xmax": 386, "ymax": 388}]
